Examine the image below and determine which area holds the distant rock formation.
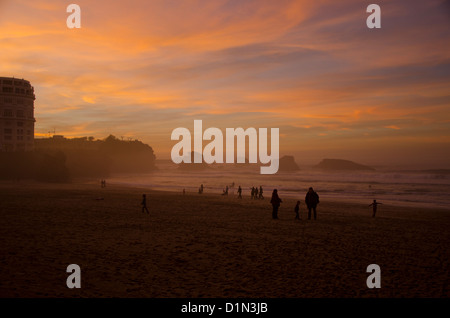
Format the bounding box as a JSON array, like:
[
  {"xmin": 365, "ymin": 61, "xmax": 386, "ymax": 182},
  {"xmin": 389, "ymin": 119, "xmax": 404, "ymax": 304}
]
[
  {"xmin": 278, "ymin": 155, "xmax": 300, "ymax": 171},
  {"xmin": 313, "ymin": 159, "xmax": 375, "ymax": 171}
]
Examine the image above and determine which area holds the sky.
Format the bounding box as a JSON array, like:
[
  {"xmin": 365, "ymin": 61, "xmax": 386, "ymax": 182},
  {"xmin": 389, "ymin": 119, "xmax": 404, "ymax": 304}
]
[{"xmin": 1, "ymin": 0, "xmax": 449, "ymax": 167}]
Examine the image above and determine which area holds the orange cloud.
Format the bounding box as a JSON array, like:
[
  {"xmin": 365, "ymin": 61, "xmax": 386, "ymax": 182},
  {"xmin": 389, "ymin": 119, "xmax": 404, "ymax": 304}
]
[{"xmin": 1, "ymin": 0, "xmax": 449, "ymax": 166}]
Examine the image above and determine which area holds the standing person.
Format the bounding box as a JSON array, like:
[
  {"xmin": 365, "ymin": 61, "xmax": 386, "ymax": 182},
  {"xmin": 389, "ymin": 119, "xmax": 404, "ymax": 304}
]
[
  {"xmin": 254, "ymin": 187, "xmax": 259, "ymax": 199},
  {"xmin": 222, "ymin": 186, "xmax": 229, "ymax": 196},
  {"xmin": 237, "ymin": 186, "xmax": 242, "ymax": 199},
  {"xmin": 270, "ymin": 189, "xmax": 282, "ymax": 219},
  {"xmin": 294, "ymin": 201, "xmax": 300, "ymax": 220},
  {"xmin": 259, "ymin": 186, "xmax": 264, "ymax": 199},
  {"xmin": 369, "ymin": 199, "xmax": 382, "ymax": 217},
  {"xmin": 141, "ymin": 194, "xmax": 149, "ymax": 214},
  {"xmin": 305, "ymin": 187, "xmax": 319, "ymax": 220}
]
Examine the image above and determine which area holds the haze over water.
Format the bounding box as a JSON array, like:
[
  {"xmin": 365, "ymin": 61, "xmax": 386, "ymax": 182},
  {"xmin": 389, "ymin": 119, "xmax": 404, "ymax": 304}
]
[{"xmin": 108, "ymin": 161, "xmax": 450, "ymax": 210}]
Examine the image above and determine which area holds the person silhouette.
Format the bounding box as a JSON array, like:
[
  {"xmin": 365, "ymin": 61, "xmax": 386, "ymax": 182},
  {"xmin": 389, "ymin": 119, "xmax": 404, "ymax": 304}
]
[
  {"xmin": 254, "ymin": 187, "xmax": 259, "ymax": 199},
  {"xmin": 222, "ymin": 185, "xmax": 229, "ymax": 196},
  {"xmin": 369, "ymin": 199, "xmax": 382, "ymax": 217},
  {"xmin": 259, "ymin": 186, "xmax": 264, "ymax": 199},
  {"xmin": 270, "ymin": 189, "xmax": 282, "ymax": 219},
  {"xmin": 141, "ymin": 194, "xmax": 149, "ymax": 214},
  {"xmin": 305, "ymin": 187, "xmax": 319, "ymax": 220},
  {"xmin": 237, "ymin": 186, "xmax": 242, "ymax": 199},
  {"xmin": 295, "ymin": 201, "xmax": 300, "ymax": 220}
]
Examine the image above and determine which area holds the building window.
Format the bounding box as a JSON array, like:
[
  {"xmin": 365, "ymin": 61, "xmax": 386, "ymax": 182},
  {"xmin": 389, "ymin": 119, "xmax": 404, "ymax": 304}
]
[
  {"xmin": 17, "ymin": 110, "xmax": 24, "ymax": 117},
  {"xmin": 4, "ymin": 98, "xmax": 12, "ymax": 103},
  {"xmin": 4, "ymin": 109, "xmax": 13, "ymax": 117},
  {"xmin": 3, "ymin": 80, "xmax": 13, "ymax": 85},
  {"xmin": 2, "ymin": 87, "xmax": 13, "ymax": 93},
  {"xmin": 4, "ymin": 128, "xmax": 12, "ymax": 134},
  {"xmin": 17, "ymin": 122, "xmax": 24, "ymax": 127},
  {"xmin": 27, "ymin": 130, "xmax": 31, "ymax": 135},
  {"xmin": 17, "ymin": 129, "xmax": 24, "ymax": 135},
  {"xmin": 4, "ymin": 136, "xmax": 12, "ymax": 140},
  {"xmin": 17, "ymin": 136, "xmax": 24, "ymax": 141}
]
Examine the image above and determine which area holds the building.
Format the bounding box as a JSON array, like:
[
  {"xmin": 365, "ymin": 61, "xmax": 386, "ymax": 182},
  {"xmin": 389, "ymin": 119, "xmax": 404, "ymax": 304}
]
[{"xmin": 0, "ymin": 77, "xmax": 36, "ymax": 152}]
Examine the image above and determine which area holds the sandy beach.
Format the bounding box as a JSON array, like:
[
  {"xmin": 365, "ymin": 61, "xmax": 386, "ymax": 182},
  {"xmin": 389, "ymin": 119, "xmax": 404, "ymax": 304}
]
[{"xmin": 0, "ymin": 181, "xmax": 449, "ymax": 298}]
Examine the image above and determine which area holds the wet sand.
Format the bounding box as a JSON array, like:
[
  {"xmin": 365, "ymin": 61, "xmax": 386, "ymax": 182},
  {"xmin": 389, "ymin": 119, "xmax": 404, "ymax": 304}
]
[{"xmin": 0, "ymin": 181, "xmax": 449, "ymax": 298}]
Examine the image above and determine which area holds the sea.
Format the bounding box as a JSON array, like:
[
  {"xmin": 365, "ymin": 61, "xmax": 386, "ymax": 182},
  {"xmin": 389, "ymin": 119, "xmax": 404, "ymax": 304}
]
[{"xmin": 108, "ymin": 160, "xmax": 450, "ymax": 210}]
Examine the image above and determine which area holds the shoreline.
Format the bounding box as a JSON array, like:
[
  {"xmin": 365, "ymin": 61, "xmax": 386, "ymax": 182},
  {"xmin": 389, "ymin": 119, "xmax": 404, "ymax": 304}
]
[{"xmin": 2, "ymin": 178, "xmax": 450, "ymax": 213}]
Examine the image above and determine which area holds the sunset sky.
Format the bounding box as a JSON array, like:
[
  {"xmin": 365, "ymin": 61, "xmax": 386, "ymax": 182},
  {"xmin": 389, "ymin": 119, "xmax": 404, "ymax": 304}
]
[{"xmin": 1, "ymin": 0, "xmax": 449, "ymax": 167}]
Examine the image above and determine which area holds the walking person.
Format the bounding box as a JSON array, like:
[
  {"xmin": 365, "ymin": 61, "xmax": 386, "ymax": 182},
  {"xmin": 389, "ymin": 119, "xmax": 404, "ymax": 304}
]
[
  {"xmin": 141, "ymin": 194, "xmax": 149, "ymax": 214},
  {"xmin": 237, "ymin": 186, "xmax": 242, "ymax": 199},
  {"xmin": 295, "ymin": 201, "xmax": 300, "ymax": 220},
  {"xmin": 259, "ymin": 186, "xmax": 264, "ymax": 199},
  {"xmin": 369, "ymin": 199, "xmax": 382, "ymax": 217},
  {"xmin": 305, "ymin": 187, "xmax": 319, "ymax": 220},
  {"xmin": 270, "ymin": 189, "xmax": 282, "ymax": 219}
]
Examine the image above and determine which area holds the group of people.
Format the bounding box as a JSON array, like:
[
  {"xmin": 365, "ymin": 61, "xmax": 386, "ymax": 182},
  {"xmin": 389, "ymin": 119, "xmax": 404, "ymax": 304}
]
[
  {"xmin": 250, "ymin": 186, "xmax": 264, "ymax": 200},
  {"xmin": 142, "ymin": 184, "xmax": 382, "ymax": 218},
  {"xmin": 195, "ymin": 183, "xmax": 264, "ymax": 200},
  {"xmin": 236, "ymin": 185, "xmax": 263, "ymax": 199},
  {"xmin": 271, "ymin": 187, "xmax": 382, "ymax": 220},
  {"xmin": 270, "ymin": 187, "xmax": 320, "ymax": 220}
]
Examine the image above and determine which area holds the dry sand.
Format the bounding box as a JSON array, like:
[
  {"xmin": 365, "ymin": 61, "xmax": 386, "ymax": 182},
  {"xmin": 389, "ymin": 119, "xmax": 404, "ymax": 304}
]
[{"xmin": 0, "ymin": 181, "xmax": 449, "ymax": 298}]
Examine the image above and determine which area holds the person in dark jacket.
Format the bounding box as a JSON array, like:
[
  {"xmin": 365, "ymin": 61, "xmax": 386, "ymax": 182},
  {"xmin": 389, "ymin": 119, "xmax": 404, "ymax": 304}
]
[
  {"xmin": 305, "ymin": 187, "xmax": 319, "ymax": 220},
  {"xmin": 270, "ymin": 189, "xmax": 282, "ymax": 219}
]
